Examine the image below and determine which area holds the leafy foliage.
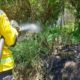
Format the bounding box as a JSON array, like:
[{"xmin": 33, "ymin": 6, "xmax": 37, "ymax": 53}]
[
  {"xmin": 10, "ymin": 23, "xmax": 76, "ymax": 64},
  {"xmin": 0, "ymin": 0, "xmax": 62, "ymax": 24}
]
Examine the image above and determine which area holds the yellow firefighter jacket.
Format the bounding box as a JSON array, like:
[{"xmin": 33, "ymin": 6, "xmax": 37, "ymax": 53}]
[{"xmin": 0, "ymin": 10, "xmax": 18, "ymax": 72}]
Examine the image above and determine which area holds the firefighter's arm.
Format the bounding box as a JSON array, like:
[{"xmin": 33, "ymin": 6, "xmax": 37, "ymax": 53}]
[{"xmin": 0, "ymin": 13, "xmax": 18, "ymax": 46}]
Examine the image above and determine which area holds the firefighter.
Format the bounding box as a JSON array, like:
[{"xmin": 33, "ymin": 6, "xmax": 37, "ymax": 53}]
[{"xmin": 0, "ymin": 10, "xmax": 18, "ymax": 80}]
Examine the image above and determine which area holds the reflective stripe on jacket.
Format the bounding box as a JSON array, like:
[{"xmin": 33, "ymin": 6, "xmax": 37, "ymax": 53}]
[{"xmin": 0, "ymin": 47, "xmax": 14, "ymax": 72}]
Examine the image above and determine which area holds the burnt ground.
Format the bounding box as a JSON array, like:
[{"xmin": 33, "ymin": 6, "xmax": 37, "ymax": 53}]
[{"xmin": 41, "ymin": 44, "xmax": 80, "ymax": 80}]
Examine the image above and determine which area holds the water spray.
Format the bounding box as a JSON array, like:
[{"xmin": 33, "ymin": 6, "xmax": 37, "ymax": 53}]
[{"xmin": 10, "ymin": 20, "xmax": 42, "ymax": 33}]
